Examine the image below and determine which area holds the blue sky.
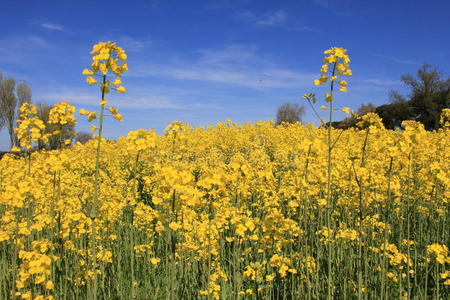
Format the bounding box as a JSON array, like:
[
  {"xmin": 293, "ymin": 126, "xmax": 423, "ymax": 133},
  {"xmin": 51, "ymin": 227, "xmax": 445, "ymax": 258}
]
[{"xmin": 1, "ymin": 0, "xmax": 449, "ymax": 149}]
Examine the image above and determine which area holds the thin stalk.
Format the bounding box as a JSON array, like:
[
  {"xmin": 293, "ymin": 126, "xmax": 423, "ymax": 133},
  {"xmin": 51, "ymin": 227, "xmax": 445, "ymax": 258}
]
[
  {"xmin": 326, "ymin": 62, "xmax": 337, "ymax": 300},
  {"xmin": 88, "ymin": 74, "xmax": 107, "ymax": 300}
]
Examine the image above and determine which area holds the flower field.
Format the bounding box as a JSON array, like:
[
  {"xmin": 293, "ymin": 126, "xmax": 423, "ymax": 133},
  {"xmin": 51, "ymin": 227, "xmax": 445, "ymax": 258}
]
[{"xmin": 0, "ymin": 43, "xmax": 449, "ymax": 299}]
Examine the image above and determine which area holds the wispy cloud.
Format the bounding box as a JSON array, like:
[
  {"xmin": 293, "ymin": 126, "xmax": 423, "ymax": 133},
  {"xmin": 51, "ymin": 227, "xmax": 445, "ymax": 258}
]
[
  {"xmin": 372, "ymin": 53, "xmax": 419, "ymax": 65},
  {"xmin": 256, "ymin": 10, "xmax": 287, "ymax": 26},
  {"xmin": 129, "ymin": 44, "xmax": 315, "ymax": 89},
  {"xmin": 313, "ymin": 0, "xmax": 332, "ymax": 8},
  {"xmin": 236, "ymin": 9, "xmax": 319, "ymax": 32},
  {"xmin": 0, "ymin": 35, "xmax": 52, "ymax": 64},
  {"xmin": 37, "ymin": 90, "xmax": 183, "ymax": 109},
  {"xmin": 197, "ymin": 45, "xmax": 257, "ymax": 64},
  {"xmin": 118, "ymin": 37, "xmax": 152, "ymax": 51},
  {"xmin": 36, "ymin": 84, "xmax": 222, "ymax": 110},
  {"xmin": 41, "ymin": 22, "xmax": 65, "ymax": 31},
  {"xmin": 312, "ymin": 0, "xmax": 353, "ymax": 16},
  {"xmin": 362, "ymin": 78, "xmax": 400, "ymax": 86},
  {"xmin": 288, "ymin": 23, "xmax": 321, "ymax": 33}
]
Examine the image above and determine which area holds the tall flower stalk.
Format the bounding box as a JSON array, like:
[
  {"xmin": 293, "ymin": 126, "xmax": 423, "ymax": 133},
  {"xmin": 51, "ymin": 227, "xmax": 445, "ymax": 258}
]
[
  {"xmin": 81, "ymin": 41, "xmax": 127, "ymax": 299},
  {"xmin": 303, "ymin": 47, "xmax": 352, "ymax": 299}
]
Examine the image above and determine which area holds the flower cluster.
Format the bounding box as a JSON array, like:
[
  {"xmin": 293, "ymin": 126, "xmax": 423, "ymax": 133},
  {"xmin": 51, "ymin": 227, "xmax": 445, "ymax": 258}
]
[
  {"xmin": 314, "ymin": 47, "xmax": 352, "ymax": 98},
  {"xmin": 14, "ymin": 103, "xmax": 47, "ymax": 150},
  {"xmin": 440, "ymin": 108, "xmax": 450, "ymax": 129},
  {"xmin": 82, "ymin": 41, "xmax": 127, "ymax": 96},
  {"xmin": 48, "ymin": 102, "xmax": 77, "ymax": 126},
  {"xmin": 15, "ymin": 240, "xmax": 56, "ymax": 300},
  {"xmin": 48, "ymin": 102, "xmax": 77, "ymax": 146},
  {"xmin": 427, "ymin": 244, "xmax": 450, "ymax": 264}
]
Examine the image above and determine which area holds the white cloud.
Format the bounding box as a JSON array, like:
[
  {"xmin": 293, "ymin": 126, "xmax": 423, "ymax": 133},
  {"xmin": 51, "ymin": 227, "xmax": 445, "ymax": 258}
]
[
  {"xmin": 313, "ymin": 0, "xmax": 332, "ymax": 8},
  {"xmin": 118, "ymin": 37, "xmax": 152, "ymax": 51},
  {"xmin": 288, "ymin": 23, "xmax": 322, "ymax": 33},
  {"xmin": 362, "ymin": 78, "xmax": 400, "ymax": 86},
  {"xmin": 256, "ymin": 10, "xmax": 287, "ymax": 26},
  {"xmin": 37, "ymin": 90, "xmax": 183, "ymax": 109},
  {"xmin": 372, "ymin": 53, "xmax": 419, "ymax": 65},
  {"xmin": 41, "ymin": 22, "xmax": 65, "ymax": 31},
  {"xmin": 129, "ymin": 45, "xmax": 315, "ymax": 89},
  {"xmin": 0, "ymin": 35, "xmax": 51, "ymax": 63},
  {"xmin": 236, "ymin": 9, "xmax": 318, "ymax": 32},
  {"xmin": 35, "ymin": 84, "xmax": 222, "ymax": 110},
  {"xmin": 197, "ymin": 45, "xmax": 256, "ymax": 64}
]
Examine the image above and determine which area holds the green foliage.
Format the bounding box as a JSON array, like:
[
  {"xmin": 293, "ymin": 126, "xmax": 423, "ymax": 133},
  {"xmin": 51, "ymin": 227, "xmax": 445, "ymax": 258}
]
[
  {"xmin": 334, "ymin": 65, "xmax": 449, "ymax": 131},
  {"xmin": 378, "ymin": 65, "xmax": 449, "ymax": 130}
]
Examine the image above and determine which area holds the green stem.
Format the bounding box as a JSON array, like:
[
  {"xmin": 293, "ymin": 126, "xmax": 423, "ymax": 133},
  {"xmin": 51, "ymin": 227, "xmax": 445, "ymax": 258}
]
[
  {"xmin": 89, "ymin": 74, "xmax": 107, "ymax": 300},
  {"xmin": 326, "ymin": 62, "xmax": 337, "ymax": 300}
]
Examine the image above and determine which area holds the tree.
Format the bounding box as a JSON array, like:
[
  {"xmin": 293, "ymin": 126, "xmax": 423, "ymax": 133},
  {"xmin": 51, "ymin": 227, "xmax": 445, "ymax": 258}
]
[
  {"xmin": 402, "ymin": 65, "xmax": 450, "ymax": 130},
  {"xmin": 0, "ymin": 77, "xmax": 18, "ymax": 148},
  {"xmin": 76, "ymin": 131, "xmax": 93, "ymax": 144},
  {"xmin": 379, "ymin": 64, "xmax": 449, "ymax": 130},
  {"xmin": 331, "ymin": 103, "xmax": 377, "ymax": 129},
  {"xmin": 0, "ymin": 73, "xmax": 4, "ymax": 131},
  {"xmin": 276, "ymin": 102, "xmax": 305, "ymax": 125},
  {"xmin": 36, "ymin": 102, "xmax": 52, "ymax": 150},
  {"xmin": 0, "ymin": 75, "xmax": 32, "ymax": 148},
  {"xmin": 356, "ymin": 103, "xmax": 377, "ymax": 116},
  {"xmin": 344, "ymin": 103, "xmax": 376, "ymax": 129},
  {"xmin": 376, "ymin": 91, "xmax": 414, "ymax": 129},
  {"xmin": 16, "ymin": 82, "xmax": 32, "ymax": 105}
]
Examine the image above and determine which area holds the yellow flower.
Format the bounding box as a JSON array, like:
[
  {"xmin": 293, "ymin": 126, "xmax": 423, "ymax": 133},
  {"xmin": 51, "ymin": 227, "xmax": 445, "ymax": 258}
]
[
  {"xmin": 266, "ymin": 273, "xmax": 275, "ymax": 281},
  {"xmin": 325, "ymin": 93, "xmax": 333, "ymax": 102},
  {"xmin": 86, "ymin": 76, "xmax": 98, "ymax": 85},
  {"xmin": 35, "ymin": 274, "xmax": 46, "ymax": 284},
  {"xmin": 112, "ymin": 78, "xmax": 122, "ymax": 86},
  {"xmin": 339, "ymin": 80, "xmax": 348, "ymax": 87},
  {"xmin": 116, "ymin": 86, "xmax": 126, "ymax": 94},
  {"xmin": 82, "ymin": 69, "xmax": 94, "ymax": 75},
  {"xmin": 169, "ymin": 222, "xmax": 181, "ymax": 231},
  {"xmin": 113, "ymin": 113, "xmax": 123, "ymax": 122},
  {"xmin": 20, "ymin": 291, "xmax": 31, "ymax": 300},
  {"xmin": 44, "ymin": 280, "xmax": 54, "ymax": 290},
  {"xmin": 87, "ymin": 112, "xmax": 97, "ymax": 122},
  {"xmin": 341, "ymin": 107, "xmax": 351, "ymax": 114},
  {"xmin": 150, "ymin": 257, "xmax": 160, "ymax": 265}
]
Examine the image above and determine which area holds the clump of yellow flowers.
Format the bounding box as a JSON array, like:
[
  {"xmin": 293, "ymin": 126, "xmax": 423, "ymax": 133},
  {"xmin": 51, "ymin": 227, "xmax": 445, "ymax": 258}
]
[
  {"xmin": 80, "ymin": 41, "xmax": 126, "ymax": 126},
  {"xmin": 314, "ymin": 47, "xmax": 351, "ymax": 92},
  {"xmin": 14, "ymin": 103, "xmax": 47, "ymax": 150},
  {"xmin": 0, "ymin": 45, "xmax": 448, "ymax": 300},
  {"xmin": 82, "ymin": 41, "xmax": 127, "ymax": 93},
  {"xmin": 48, "ymin": 101, "xmax": 77, "ymax": 146}
]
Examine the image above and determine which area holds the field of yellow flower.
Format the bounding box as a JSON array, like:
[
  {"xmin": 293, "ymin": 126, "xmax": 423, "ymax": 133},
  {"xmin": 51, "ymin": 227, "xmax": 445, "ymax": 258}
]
[{"xmin": 0, "ymin": 43, "xmax": 449, "ymax": 299}]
